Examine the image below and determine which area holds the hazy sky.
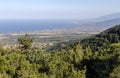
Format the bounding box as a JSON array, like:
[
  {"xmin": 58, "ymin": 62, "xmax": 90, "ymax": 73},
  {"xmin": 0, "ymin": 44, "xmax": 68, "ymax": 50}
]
[{"xmin": 0, "ymin": 0, "xmax": 120, "ymax": 19}]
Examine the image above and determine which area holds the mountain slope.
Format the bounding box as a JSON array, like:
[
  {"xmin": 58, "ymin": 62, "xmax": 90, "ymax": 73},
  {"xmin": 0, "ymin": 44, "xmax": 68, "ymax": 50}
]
[
  {"xmin": 49, "ymin": 24, "xmax": 120, "ymax": 51},
  {"xmin": 81, "ymin": 25, "xmax": 120, "ymax": 51}
]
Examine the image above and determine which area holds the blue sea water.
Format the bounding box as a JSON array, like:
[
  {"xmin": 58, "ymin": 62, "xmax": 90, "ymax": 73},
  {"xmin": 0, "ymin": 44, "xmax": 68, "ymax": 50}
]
[{"xmin": 0, "ymin": 20, "xmax": 75, "ymax": 33}]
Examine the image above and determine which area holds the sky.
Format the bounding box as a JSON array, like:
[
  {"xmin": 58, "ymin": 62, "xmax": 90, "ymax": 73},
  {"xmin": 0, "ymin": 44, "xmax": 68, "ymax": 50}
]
[{"xmin": 0, "ymin": 0, "xmax": 120, "ymax": 19}]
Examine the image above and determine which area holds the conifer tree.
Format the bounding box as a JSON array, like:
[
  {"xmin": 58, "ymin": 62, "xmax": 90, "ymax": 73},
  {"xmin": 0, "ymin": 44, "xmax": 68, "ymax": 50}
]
[{"xmin": 18, "ymin": 34, "xmax": 33, "ymax": 49}]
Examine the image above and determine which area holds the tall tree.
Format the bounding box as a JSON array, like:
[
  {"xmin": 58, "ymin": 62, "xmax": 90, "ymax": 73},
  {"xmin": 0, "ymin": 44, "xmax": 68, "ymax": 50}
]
[{"xmin": 18, "ymin": 34, "xmax": 34, "ymax": 49}]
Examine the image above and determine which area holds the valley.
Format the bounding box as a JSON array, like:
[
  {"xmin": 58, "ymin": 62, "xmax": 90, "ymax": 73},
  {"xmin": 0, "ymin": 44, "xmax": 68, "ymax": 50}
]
[{"xmin": 0, "ymin": 29, "xmax": 98, "ymax": 48}]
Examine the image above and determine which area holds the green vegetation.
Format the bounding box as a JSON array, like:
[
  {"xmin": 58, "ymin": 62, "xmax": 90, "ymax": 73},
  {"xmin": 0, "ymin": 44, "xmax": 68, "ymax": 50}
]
[
  {"xmin": 81, "ymin": 25, "xmax": 120, "ymax": 51},
  {"xmin": 18, "ymin": 34, "xmax": 34, "ymax": 49},
  {"xmin": 0, "ymin": 25, "xmax": 120, "ymax": 78}
]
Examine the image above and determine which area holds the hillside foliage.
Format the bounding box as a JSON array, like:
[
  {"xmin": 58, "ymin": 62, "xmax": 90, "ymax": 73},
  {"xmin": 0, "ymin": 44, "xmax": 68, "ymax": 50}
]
[
  {"xmin": 0, "ymin": 25, "xmax": 120, "ymax": 78},
  {"xmin": 81, "ymin": 25, "xmax": 120, "ymax": 51}
]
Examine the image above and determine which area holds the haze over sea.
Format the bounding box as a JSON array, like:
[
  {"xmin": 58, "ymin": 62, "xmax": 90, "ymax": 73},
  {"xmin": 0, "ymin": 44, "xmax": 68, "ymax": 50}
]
[{"xmin": 0, "ymin": 20, "xmax": 75, "ymax": 33}]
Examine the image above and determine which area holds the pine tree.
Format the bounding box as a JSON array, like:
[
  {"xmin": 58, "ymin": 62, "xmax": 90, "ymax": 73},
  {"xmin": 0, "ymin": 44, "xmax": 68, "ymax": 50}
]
[{"xmin": 18, "ymin": 34, "xmax": 34, "ymax": 49}]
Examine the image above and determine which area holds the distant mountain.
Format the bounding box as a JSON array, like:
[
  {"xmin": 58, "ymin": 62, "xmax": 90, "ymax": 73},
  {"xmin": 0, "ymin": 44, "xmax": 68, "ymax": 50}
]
[
  {"xmin": 73, "ymin": 12, "xmax": 120, "ymax": 23},
  {"xmin": 82, "ymin": 18, "xmax": 120, "ymax": 29},
  {"xmin": 70, "ymin": 13, "xmax": 120, "ymax": 33},
  {"xmin": 94, "ymin": 12, "xmax": 120, "ymax": 21}
]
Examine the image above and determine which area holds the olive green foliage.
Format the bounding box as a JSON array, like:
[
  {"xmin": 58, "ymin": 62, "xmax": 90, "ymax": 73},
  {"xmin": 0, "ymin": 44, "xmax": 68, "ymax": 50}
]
[
  {"xmin": 0, "ymin": 35, "xmax": 86, "ymax": 78},
  {"xmin": 81, "ymin": 25, "xmax": 120, "ymax": 51},
  {"xmin": 0, "ymin": 25, "xmax": 120, "ymax": 78},
  {"xmin": 18, "ymin": 34, "xmax": 34, "ymax": 49}
]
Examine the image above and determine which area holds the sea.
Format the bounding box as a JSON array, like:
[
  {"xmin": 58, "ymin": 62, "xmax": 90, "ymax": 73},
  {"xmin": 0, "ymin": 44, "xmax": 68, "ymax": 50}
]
[{"xmin": 0, "ymin": 19, "xmax": 76, "ymax": 33}]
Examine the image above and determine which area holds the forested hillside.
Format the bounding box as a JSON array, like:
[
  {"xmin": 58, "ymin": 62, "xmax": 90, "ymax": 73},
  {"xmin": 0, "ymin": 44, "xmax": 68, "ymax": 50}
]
[
  {"xmin": 0, "ymin": 25, "xmax": 120, "ymax": 78},
  {"xmin": 81, "ymin": 24, "xmax": 120, "ymax": 51}
]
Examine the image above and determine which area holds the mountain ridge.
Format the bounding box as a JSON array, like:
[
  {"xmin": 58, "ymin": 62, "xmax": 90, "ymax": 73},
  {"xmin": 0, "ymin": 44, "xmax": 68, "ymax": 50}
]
[{"xmin": 81, "ymin": 24, "xmax": 120, "ymax": 51}]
